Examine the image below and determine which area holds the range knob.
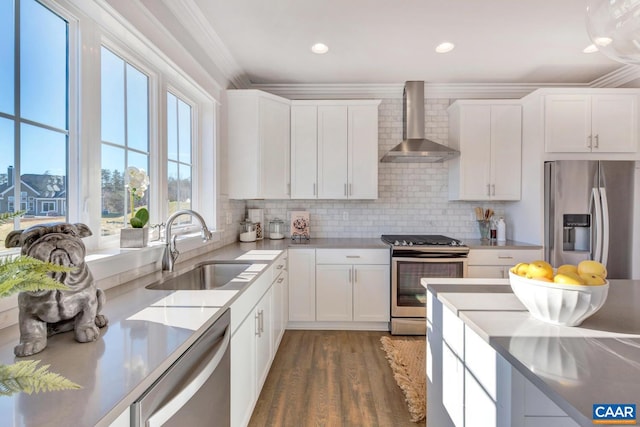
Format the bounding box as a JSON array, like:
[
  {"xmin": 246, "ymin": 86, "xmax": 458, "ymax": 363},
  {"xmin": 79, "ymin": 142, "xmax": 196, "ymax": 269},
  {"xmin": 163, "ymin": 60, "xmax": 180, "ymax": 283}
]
[
  {"xmin": 408, "ymin": 241, "xmax": 413, "ymax": 246},
  {"xmin": 394, "ymin": 240, "xmax": 401, "ymax": 246}
]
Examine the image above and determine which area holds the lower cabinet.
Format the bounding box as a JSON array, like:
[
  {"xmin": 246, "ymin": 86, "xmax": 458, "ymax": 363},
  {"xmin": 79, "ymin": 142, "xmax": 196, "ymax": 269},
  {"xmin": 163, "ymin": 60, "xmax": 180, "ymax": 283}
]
[
  {"xmin": 427, "ymin": 290, "xmax": 579, "ymax": 427},
  {"xmin": 231, "ymin": 251, "xmax": 287, "ymax": 427},
  {"xmin": 467, "ymin": 248, "xmax": 543, "ymax": 279},
  {"xmin": 289, "ymin": 248, "xmax": 389, "ymax": 328}
]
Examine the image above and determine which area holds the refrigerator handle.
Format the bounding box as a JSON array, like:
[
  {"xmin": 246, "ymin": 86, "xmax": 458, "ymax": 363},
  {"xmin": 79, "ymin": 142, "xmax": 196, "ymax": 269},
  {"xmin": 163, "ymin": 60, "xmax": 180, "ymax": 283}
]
[
  {"xmin": 590, "ymin": 187, "xmax": 603, "ymax": 262},
  {"xmin": 599, "ymin": 187, "xmax": 609, "ymax": 267}
]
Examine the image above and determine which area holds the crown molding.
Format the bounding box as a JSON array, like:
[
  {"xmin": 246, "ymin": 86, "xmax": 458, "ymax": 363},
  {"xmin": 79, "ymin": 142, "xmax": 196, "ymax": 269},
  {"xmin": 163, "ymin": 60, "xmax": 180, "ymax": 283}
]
[
  {"xmin": 250, "ymin": 82, "xmax": 594, "ymax": 100},
  {"xmin": 163, "ymin": 0, "xmax": 251, "ymax": 89},
  {"xmin": 589, "ymin": 64, "xmax": 640, "ymax": 88}
]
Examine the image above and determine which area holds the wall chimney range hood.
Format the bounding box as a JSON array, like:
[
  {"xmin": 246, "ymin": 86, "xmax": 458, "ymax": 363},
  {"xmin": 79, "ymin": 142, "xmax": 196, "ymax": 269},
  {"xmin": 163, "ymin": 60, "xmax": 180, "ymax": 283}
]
[{"xmin": 381, "ymin": 81, "xmax": 459, "ymax": 163}]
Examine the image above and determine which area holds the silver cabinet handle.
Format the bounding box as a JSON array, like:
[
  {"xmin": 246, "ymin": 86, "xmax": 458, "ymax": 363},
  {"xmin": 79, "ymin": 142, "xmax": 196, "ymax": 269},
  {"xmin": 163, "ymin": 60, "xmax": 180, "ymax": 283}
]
[
  {"xmin": 313, "ymin": 183, "xmax": 316, "ymax": 196},
  {"xmin": 277, "ymin": 264, "xmax": 284, "ymax": 269},
  {"xmin": 255, "ymin": 312, "xmax": 261, "ymax": 337},
  {"xmin": 497, "ymin": 256, "xmax": 513, "ymax": 259},
  {"xmin": 354, "ymin": 269, "xmax": 358, "ymax": 283},
  {"xmin": 147, "ymin": 325, "xmax": 231, "ymax": 427},
  {"xmin": 348, "ymin": 269, "xmax": 352, "ymax": 284},
  {"xmin": 501, "ymin": 269, "xmax": 505, "ymax": 278},
  {"xmin": 349, "ymin": 183, "xmax": 352, "ymax": 196},
  {"xmin": 345, "ymin": 255, "xmax": 360, "ymax": 259},
  {"xmin": 594, "ymin": 134, "xmax": 599, "ymax": 149},
  {"xmin": 259, "ymin": 309, "xmax": 264, "ymax": 334},
  {"xmin": 588, "ymin": 135, "xmax": 592, "ymax": 148},
  {"xmin": 277, "ymin": 276, "xmax": 285, "ymax": 283},
  {"xmin": 344, "ymin": 183, "xmax": 347, "ymax": 196}
]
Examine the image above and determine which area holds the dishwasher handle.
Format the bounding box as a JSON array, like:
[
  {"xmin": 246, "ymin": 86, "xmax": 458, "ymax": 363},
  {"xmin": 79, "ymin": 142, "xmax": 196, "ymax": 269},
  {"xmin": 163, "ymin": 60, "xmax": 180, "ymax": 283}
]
[{"xmin": 147, "ymin": 324, "xmax": 231, "ymax": 427}]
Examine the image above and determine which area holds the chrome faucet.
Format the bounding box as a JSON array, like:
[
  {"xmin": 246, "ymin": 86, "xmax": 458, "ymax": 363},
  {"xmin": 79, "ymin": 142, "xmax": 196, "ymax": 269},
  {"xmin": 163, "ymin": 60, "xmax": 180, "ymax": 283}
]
[{"xmin": 162, "ymin": 209, "xmax": 213, "ymax": 272}]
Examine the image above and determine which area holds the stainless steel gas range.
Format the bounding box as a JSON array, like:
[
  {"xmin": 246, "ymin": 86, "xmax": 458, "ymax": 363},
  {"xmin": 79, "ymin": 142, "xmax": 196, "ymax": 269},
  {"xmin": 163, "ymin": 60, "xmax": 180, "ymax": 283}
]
[{"xmin": 381, "ymin": 235, "xmax": 469, "ymax": 335}]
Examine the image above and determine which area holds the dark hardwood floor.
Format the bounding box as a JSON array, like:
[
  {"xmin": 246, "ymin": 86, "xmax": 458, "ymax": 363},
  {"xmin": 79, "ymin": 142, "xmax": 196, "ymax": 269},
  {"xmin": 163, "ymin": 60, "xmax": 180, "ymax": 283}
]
[{"xmin": 249, "ymin": 330, "xmax": 426, "ymax": 427}]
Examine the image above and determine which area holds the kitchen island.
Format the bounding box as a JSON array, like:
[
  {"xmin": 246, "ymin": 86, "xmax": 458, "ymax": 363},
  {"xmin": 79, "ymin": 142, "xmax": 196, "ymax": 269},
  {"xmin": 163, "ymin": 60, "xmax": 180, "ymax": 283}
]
[{"xmin": 424, "ymin": 278, "xmax": 640, "ymax": 427}]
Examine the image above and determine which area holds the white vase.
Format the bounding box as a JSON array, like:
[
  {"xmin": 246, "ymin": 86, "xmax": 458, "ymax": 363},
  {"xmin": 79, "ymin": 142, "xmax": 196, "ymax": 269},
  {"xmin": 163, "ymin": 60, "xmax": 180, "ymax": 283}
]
[{"xmin": 120, "ymin": 227, "xmax": 149, "ymax": 248}]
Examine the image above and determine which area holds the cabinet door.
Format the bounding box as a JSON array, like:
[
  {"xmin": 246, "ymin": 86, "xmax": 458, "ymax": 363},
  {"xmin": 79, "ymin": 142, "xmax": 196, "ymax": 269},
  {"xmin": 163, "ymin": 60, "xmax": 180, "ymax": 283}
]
[
  {"xmin": 459, "ymin": 105, "xmax": 492, "ymax": 200},
  {"xmin": 316, "ymin": 264, "xmax": 353, "ymax": 321},
  {"xmin": 348, "ymin": 105, "xmax": 378, "ymax": 199},
  {"xmin": 353, "ymin": 264, "xmax": 390, "ymax": 322},
  {"xmin": 288, "ymin": 249, "xmax": 316, "ymax": 321},
  {"xmin": 490, "ymin": 105, "xmax": 521, "ymax": 200},
  {"xmin": 468, "ymin": 265, "xmax": 509, "ymax": 279},
  {"xmin": 255, "ymin": 288, "xmax": 273, "ymax": 392},
  {"xmin": 260, "ymin": 97, "xmax": 290, "ymax": 198},
  {"xmin": 272, "ymin": 271, "xmax": 288, "ymax": 350},
  {"xmin": 317, "ymin": 106, "xmax": 348, "ymax": 199},
  {"xmin": 544, "ymin": 95, "xmax": 591, "ymax": 153},
  {"xmin": 231, "ymin": 313, "xmax": 257, "ymax": 427},
  {"xmin": 591, "ymin": 94, "xmax": 638, "ymax": 153},
  {"xmin": 442, "ymin": 343, "xmax": 464, "ymax": 427},
  {"xmin": 291, "ymin": 105, "xmax": 318, "ymax": 199}
]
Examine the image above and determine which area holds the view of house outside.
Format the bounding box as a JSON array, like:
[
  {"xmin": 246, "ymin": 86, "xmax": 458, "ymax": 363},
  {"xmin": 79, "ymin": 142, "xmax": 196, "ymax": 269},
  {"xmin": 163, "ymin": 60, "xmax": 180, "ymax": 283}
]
[{"xmin": 1, "ymin": 0, "xmax": 68, "ymax": 246}]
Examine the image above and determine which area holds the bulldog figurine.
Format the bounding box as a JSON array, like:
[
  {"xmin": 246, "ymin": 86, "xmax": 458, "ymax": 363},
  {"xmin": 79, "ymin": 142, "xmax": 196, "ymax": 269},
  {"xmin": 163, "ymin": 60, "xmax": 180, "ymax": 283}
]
[{"xmin": 5, "ymin": 223, "xmax": 108, "ymax": 357}]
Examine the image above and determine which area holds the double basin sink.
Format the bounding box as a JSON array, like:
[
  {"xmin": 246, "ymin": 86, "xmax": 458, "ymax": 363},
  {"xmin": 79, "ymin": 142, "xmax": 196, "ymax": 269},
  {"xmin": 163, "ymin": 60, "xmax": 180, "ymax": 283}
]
[{"xmin": 146, "ymin": 261, "xmax": 252, "ymax": 291}]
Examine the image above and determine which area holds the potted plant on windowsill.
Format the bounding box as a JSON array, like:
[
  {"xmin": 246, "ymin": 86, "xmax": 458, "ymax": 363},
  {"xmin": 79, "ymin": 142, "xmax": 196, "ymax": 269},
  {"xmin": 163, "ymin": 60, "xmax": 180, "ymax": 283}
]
[
  {"xmin": 0, "ymin": 211, "xmax": 81, "ymax": 396},
  {"xmin": 120, "ymin": 167, "xmax": 150, "ymax": 248}
]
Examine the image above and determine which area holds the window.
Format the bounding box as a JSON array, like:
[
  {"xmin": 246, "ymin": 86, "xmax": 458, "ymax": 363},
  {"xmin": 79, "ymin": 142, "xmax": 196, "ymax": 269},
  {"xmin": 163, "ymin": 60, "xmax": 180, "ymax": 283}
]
[
  {"xmin": 0, "ymin": 0, "xmax": 68, "ymax": 244},
  {"xmin": 167, "ymin": 92, "xmax": 193, "ymax": 224},
  {"xmin": 100, "ymin": 46, "xmax": 149, "ymax": 237}
]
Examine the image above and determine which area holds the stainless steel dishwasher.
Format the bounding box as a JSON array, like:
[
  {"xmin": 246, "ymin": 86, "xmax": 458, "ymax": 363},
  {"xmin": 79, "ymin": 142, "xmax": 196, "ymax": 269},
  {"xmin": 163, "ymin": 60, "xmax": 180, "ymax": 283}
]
[{"xmin": 131, "ymin": 308, "xmax": 230, "ymax": 427}]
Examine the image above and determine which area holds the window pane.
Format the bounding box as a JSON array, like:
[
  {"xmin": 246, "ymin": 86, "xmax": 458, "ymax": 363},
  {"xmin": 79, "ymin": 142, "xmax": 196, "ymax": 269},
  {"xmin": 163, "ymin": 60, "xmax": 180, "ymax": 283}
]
[
  {"xmin": 20, "ymin": 123, "xmax": 67, "ymax": 226},
  {"xmin": 126, "ymin": 64, "xmax": 148, "ymax": 152},
  {"xmin": 167, "ymin": 161, "xmax": 179, "ymax": 215},
  {"xmin": 101, "ymin": 47, "xmax": 125, "ymax": 146},
  {"xmin": 167, "ymin": 93, "xmax": 178, "ymax": 161},
  {"xmin": 178, "ymin": 99, "xmax": 191, "ymax": 162},
  {"xmin": 178, "ymin": 165, "xmax": 192, "ymax": 211},
  {"xmin": 0, "ymin": 118, "xmax": 15, "ymax": 244},
  {"xmin": 20, "ymin": 0, "xmax": 67, "ymax": 129},
  {"xmin": 101, "ymin": 144, "xmax": 125, "ymax": 236},
  {"xmin": 0, "ymin": 0, "xmax": 14, "ymax": 115}
]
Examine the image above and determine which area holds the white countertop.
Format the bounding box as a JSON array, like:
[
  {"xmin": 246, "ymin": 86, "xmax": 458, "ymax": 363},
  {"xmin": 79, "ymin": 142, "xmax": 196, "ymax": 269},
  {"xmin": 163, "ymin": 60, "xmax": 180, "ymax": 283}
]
[{"xmin": 423, "ymin": 278, "xmax": 640, "ymax": 426}]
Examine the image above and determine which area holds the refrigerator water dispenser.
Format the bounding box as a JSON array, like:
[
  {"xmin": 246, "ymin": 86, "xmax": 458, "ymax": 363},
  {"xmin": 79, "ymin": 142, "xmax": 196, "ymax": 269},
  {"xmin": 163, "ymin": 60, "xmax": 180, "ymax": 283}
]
[{"xmin": 562, "ymin": 214, "xmax": 590, "ymax": 252}]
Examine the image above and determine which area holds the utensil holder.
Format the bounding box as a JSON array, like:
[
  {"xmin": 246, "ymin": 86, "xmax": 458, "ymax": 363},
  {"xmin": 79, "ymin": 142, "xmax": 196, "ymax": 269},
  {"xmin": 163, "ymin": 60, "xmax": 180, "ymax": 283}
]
[{"xmin": 477, "ymin": 220, "xmax": 490, "ymax": 240}]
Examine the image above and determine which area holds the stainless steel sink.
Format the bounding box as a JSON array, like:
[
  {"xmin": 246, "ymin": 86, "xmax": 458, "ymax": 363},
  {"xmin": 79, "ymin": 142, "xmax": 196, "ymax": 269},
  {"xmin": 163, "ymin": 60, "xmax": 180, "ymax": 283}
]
[{"xmin": 146, "ymin": 262, "xmax": 252, "ymax": 291}]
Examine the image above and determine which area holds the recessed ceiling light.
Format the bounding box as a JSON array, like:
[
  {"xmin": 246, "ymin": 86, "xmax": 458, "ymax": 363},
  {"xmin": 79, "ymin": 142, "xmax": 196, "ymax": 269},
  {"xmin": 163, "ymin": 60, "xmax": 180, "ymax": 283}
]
[
  {"xmin": 435, "ymin": 42, "xmax": 455, "ymax": 53},
  {"xmin": 583, "ymin": 44, "xmax": 599, "ymax": 53},
  {"xmin": 311, "ymin": 43, "xmax": 329, "ymax": 54},
  {"xmin": 594, "ymin": 36, "xmax": 613, "ymax": 47}
]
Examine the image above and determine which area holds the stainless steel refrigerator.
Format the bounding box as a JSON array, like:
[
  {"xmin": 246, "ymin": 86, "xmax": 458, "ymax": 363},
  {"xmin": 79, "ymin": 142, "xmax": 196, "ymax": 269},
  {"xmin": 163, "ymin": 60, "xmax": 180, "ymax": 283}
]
[{"xmin": 544, "ymin": 160, "xmax": 635, "ymax": 279}]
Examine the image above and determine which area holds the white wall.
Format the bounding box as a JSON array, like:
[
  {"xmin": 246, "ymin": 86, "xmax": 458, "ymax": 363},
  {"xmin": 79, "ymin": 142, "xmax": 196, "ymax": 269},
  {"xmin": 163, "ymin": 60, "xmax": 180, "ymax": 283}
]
[{"xmin": 246, "ymin": 98, "xmax": 510, "ymax": 240}]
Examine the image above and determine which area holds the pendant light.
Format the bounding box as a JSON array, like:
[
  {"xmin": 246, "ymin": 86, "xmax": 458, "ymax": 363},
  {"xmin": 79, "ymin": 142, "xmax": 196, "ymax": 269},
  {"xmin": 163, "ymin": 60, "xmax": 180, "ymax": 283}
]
[{"xmin": 586, "ymin": 0, "xmax": 640, "ymax": 64}]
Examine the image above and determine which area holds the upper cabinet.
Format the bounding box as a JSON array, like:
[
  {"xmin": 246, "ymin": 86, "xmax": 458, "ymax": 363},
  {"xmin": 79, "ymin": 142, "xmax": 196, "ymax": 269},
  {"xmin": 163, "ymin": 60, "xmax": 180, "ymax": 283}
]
[
  {"xmin": 448, "ymin": 101, "xmax": 522, "ymax": 201},
  {"xmin": 544, "ymin": 93, "xmax": 638, "ymax": 153},
  {"xmin": 290, "ymin": 100, "xmax": 381, "ymax": 200},
  {"xmin": 227, "ymin": 90, "xmax": 291, "ymax": 199}
]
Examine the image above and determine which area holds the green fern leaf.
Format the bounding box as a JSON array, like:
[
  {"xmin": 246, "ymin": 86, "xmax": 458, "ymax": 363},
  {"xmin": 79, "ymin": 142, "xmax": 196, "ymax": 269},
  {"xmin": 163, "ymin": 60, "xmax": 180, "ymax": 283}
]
[
  {"xmin": 0, "ymin": 211, "xmax": 25, "ymax": 225},
  {"xmin": 0, "ymin": 360, "xmax": 81, "ymax": 396},
  {"xmin": 0, "ymin": 256, "xmax": 74, "ymax": 298}
]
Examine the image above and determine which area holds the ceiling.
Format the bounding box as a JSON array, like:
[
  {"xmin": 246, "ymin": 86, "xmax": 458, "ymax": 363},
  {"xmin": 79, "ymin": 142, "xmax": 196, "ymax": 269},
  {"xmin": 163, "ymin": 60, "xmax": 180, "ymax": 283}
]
[{"xmin": 122, "ymin": 0, "xmax": 639, "ymax": 97}]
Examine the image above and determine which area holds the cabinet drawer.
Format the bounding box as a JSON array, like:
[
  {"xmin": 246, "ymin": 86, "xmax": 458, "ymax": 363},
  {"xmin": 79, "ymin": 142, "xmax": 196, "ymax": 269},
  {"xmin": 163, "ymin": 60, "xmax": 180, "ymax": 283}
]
[
  {"xmin": 316, "ymin": 249, "xmax": 389, "ymax": 265},
  {"xmin": 468, "ymin": 248, "xmax": 542, "ymax": 266},
  {"xmin": 271, "ymin": 252, "xmax": 287, "ymax": 282}
]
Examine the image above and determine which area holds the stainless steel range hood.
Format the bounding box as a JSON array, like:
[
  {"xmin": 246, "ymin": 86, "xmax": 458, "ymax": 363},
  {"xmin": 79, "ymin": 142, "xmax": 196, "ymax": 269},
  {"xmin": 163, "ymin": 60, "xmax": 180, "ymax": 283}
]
[{"xmin": 381, "ymin": 81, "xmax": 459, "ymax": 163}]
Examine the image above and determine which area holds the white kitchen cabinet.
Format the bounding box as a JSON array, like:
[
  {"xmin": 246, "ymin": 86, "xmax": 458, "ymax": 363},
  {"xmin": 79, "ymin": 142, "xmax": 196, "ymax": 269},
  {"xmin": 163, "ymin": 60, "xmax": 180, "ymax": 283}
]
[
  {"xmin": 428, "ymin": 289, "xmax": 578, "ymax": 427},
  {"xmin": 448, "ymin": 101, "xmax": 522, "ymax": 201},
  {"xmin": 315, "ymin": 249, "xmax": 390, "ymax": 323},
  {"xmin": 290, "ymin": 105, "xmax": 318, "ymax": 198},
  {"xmin": 290, "ymin": 100, "xmax": 381, "ymax": 200},
  {"xmin": 271, "ymin": 253, "xmax": 288, "ymax": 350},
  {"xmin": 227, "ymin": 89, "xmax": 291, "ymax": 199},
  {"xmin": 230, "ymin": 251, "xmax": 287, "ymax": 427},
  {"xmin": 352, "ymin": 264, "xmax": 390, "ymax": 322},
  {"xmin": 544, "ymin": 93, "xmax": 638, "ymax": 153},
  {"xmin": 316, "ymin": 264, "xmax": 353, "ymax": 321},
  {"xmin": 467, "ymin": 248, "xmax": 542, "ymax": 279},
  {"xmin": 288, "ymin": 248, "xmax": 316, "ymax": 322},
  {"xmin": 255, "ymin": 287, "xmax": 273, "ymax": 392}
]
